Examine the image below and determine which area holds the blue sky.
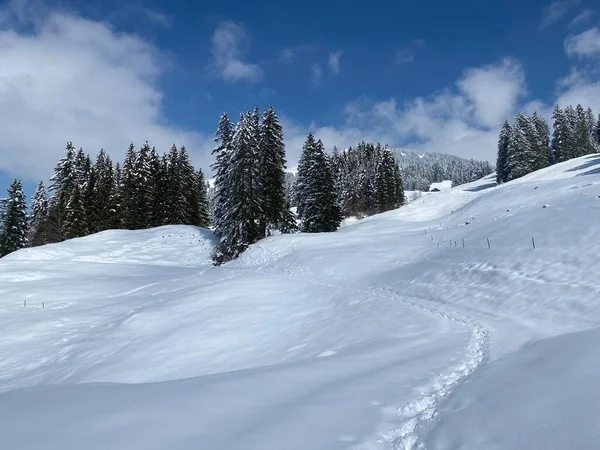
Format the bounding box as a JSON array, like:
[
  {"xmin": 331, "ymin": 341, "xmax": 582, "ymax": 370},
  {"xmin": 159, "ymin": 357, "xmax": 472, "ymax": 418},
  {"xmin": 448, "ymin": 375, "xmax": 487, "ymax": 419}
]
[{"xmin": 1, "ymin": 0, "xmax": 599, "ymax": 199}]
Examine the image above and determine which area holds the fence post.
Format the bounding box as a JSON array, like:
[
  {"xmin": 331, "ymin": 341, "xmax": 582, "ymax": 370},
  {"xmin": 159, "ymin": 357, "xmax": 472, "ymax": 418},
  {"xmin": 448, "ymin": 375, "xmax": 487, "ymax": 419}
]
[
  {"xmin": 462, "ymin": 239, "xmax": 465, "ymax": 248},
  {"xmin": 487, "ymin": 238, "xmax": 491, "ymax": 249},
  {"xmin": 24, "ymin": 299, "xmax": 26, "ymax": 307},
  {"xmin": 532, "ymin": 237, "xmax": 536, "ymax": 250},
  {"xmin": 42, "ymin": 302, "xmax": 45, "ymax": 309}
]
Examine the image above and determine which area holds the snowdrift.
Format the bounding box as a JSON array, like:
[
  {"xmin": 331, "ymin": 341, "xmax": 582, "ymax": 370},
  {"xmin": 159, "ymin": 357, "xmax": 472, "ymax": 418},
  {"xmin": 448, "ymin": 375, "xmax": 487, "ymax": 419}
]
[{"xmin": 1, "ymin": 154, "xmax": 600, "ymax": 450}]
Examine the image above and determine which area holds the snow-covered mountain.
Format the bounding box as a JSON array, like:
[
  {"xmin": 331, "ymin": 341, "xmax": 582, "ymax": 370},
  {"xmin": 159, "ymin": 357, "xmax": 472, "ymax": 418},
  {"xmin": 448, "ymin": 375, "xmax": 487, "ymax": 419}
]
[{"xmin": 1, "ymin": 154, "xmax": 599, "ymax": 450}]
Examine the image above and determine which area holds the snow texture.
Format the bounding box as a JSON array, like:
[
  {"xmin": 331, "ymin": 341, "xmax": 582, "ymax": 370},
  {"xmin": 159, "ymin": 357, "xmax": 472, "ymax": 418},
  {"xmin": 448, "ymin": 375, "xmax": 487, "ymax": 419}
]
[{"xmin": 1, "ymin": 154, "xmax": 600, "ymax": 450}]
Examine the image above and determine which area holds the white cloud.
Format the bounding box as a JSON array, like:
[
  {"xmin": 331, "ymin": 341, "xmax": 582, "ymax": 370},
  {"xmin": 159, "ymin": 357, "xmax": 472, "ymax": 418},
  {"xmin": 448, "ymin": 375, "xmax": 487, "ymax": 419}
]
[
  {"xmin": 456, "ymin": 58, "xmax": 526, "ymax": 128},
  {"xmin": 328, "ymin": 51, "xmax": 343, "ymax": 74},
  {"xmin": 540, "ymin": 0, "xmax": 581, "ymax": 28},
  {"xmin": 569, "ymin": 9, "xmax": 594, "ymax": 27},
  {"xmin": 564, "ymin": 27, "xmax": 600, "ymax": 57},
  {"xmin": 210, "ymin": 21, "xmax": 262, "ymax": 83},
  {"xmin": 284, "ymin": 58, "xmax": 527, "ymax": 164},
  {"xmin": 310, "ymin": 63, "xmax": 323, "ymax": 85},
  {"xmin": 0, "ymin": 1, "xmax": 212, "ymax": 181}
]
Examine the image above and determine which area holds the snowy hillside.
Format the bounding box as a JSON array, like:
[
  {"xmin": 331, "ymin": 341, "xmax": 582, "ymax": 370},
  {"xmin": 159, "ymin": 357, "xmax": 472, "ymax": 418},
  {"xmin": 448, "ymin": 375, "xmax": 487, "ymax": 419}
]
[{"xmin": 1, "ymin": 154, "xmax": 600, "ymax": 450}]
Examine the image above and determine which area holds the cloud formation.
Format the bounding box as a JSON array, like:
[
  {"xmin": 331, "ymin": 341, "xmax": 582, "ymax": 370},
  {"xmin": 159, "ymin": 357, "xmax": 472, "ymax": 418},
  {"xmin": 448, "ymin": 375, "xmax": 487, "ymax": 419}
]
[
  {"xmin": 0, "ymin": 1, "xmax": 211, "ymax": 181},
  {"xmin": 564, "ymin": 27, "xmax": 600, "ymax": 57},
  {"xmin": 328, "ymin": 51, "xmax": 343, "ymax": 74},
  {"xmin": 540, "ymin": 0, "xmax": 581, "ymax": 28},
  {"xmin": 210, "ymin": 21, "xmax": 262, "ymax": 83},
  {"xmin": 311, "ymin": 63, "xmax": 324, "ymax": 85},
  {"xmin": 569, "ymin": 9, "xmax": 594, "ymax": 28}
]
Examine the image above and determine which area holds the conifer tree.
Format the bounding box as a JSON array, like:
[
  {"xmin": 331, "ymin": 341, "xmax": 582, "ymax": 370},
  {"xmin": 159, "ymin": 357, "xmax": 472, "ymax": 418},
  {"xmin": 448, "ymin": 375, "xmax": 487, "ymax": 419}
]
[
  {"xmin": 121, "ymin": 143, "xmax": 142, "ymax": 229},
  {"xmin": 29, "ymin": 181, "xmax": 49, "ymax": 247},
  {"xmin": 551, "ymin": 105, "xmax": 572, "ymax": 164},
  {"xmin": 595, "ymin": 113, "xmax": 600, "ymax": 147},
  {"xmin": 148, "ymin": 147, "xmax": 167, "ymax": 227},
  {"xmin": 211, "ymin": 113, "xmax": 235, "ymax": 237},
  {"xmin": 93, "ymin": 150, "xmax": 120, "ymax": 231},
  {"xmin": 530, "ymin": 111, "xmax": 551, "ymax": 171},
  {"xmin": 63, "ymin": 185, "xmax": 88, "ymax": 240},
  {"xmin": 212, "ymin": 113, "xmax": 263, "ymax": 263},
  {"xmin": 296, "ymin": 134, "xmax": 341, "ymax": 232},
  {"xmin": 506, "ymin": 113, "xmax": 535, "ymax": 181},
  {"xmin": 258, "ymin": 107, "xmax": 288, "ymax": 235},
  {"xmin": 574, "ymin": 104, "xmax": 596, "ymax": 157},
  {"xmin": 0, "ymin": 180, "xmax": 28, "ymax": 257},
  {"xmin": 191, "ymin": 169, "xmax": 210, "ymax": 227},
  {"xmin": 46, "ymin": 142, "xmax": 78, "ymax": 242},
  {"xmin": 496, "ymin": 120, "xmax": 512, "ymax": 183}
]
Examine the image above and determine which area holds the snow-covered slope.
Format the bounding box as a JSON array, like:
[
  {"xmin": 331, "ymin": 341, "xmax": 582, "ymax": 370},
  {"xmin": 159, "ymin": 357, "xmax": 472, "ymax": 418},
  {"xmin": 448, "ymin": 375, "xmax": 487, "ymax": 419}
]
[{"xmin": 1, "ymin": 154, "xmax": 600, "ymax": 450}]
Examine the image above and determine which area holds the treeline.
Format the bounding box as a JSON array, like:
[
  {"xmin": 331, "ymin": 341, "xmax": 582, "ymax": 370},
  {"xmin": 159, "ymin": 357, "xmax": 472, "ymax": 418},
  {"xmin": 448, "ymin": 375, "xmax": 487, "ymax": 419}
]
[
  {"xmin": 395, "ymin": 149, "xmax": 494, "ymax": 191},
  {"xmin": 0, "ymin": 142, "xmax": 209, "ymax": 257},
  {"xmin": 210, "ymin": 110, "xmax": 408, "ymax": 262},
  {"xmin": 330, "ymin": 142, "xmax": 405, "ymax": 218},
  {"xmin": 2, "ymin": 107, "xmax": 410, "ymax": 261},
  {"xmin": 496, "ymin": 105, "xmax": 600, "ymax": 183}
]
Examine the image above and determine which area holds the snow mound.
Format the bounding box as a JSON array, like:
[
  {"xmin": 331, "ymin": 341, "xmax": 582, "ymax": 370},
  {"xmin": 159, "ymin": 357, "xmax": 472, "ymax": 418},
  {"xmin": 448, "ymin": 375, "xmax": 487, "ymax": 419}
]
[
  {"xmin": 5, "ymin": 225, "xmax": 217, "ymax": 267},
  {"xmin": 0, "ymin": 154, "xmax": 599, "ymax": 449}
]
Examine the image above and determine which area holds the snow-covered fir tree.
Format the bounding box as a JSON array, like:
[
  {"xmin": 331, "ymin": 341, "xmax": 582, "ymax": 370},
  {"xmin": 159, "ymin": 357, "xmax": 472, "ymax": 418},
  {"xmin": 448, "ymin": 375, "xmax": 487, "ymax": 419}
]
[
  {"xmin": 63, "ymin": 185, "xmax": 88, "ymax": 240},
  {"xmin": 212, "ymin": 112, "xmax": 264, "ymax": 263},
  {"xmin": 530, "ymin": 111, "xmax": 551, "ymax": 172},
  {"xmin": 211, "ymin": 113, "xmax": 235, "ymax": 237},
  {"xmin": 191, "ymin": 169, "xmax": 210, "ymax": 228},
  {"xmin": 92, "ymin": 150, "xmax": 120, "ymax": 232},
  {"xmin": 296, "ymin": 134, "xmax": 341, "ymax": 232},
  {"xmin": 551, "ymin": 105, "xmax": 572, "ymax": 164},
  {"xmin": 28, "ymin": 181, "xmax": 49, "ymax": 247},
  {"xmin": 574, "ymin": 105, "xmax": 596, "ymax": 158},
  {"xmin": 258, "ymin": 107, "xmax": 290, "ymax": 235},
  {"xmin": 0, "ymin": 180, "xmax": 28, "ymax": 257},
  {"xmin": 496, "ymin": 120, "xmax": 512, "ymax": 183},
  {"xmin": 506, "ymin": 113, "xmax": 535, "ymax": 181},
  {"xmin": 595, "ymin": 113, "xmax": 600, "ymax": 146}
]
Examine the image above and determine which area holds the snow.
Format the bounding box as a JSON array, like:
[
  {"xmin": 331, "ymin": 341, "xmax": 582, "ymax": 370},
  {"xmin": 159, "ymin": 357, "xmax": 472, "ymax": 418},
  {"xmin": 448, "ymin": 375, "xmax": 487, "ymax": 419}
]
[
  {"xmin": 1, "ymin": 154, "xmax": 600, "ymax": 449},
  {"xmin": 428, "ymin": 180, "xmax": 453, "ymax": 192}
]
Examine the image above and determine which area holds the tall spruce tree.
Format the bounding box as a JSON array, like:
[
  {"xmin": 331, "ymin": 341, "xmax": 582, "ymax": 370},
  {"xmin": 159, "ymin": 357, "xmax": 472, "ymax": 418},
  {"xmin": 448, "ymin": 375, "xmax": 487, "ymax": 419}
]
[
  {"xmin": 551, "ymin": 105, "xmax": 572, "ymax": 164},
  {"xmin": 93, "ymin": 150, "xmax": 120, "ymax": 231},
  {"xmin": 46, "ymin": 142, "xmax": 78, "ymax": 242},
  {"xmin": 211, "ymin": 113, "xmax": 235, "ymax": 238},
  {"xmin": 496, "ymin": 120, "xmax": 512, "ymax": 183},
  {"xmin": 149, "ymin": 147, "xmax": 167, "ymax": 227},
  {"xmin": 258, "ymin": 107, "xmax": 288, "ymax": 235},
  {"xmin": 574, "ymin": 104, "xmax": 596, "ymax": 157},
  {"xmin": 530, "ymin": 111, "xmax": 551, "ymax": 171},
  {"xmin": 63, "ymin": 185, "xmax": 88, "ymax": 239},
  {"xmin": 29, "ymin": 181, "xmax": 49, "ymax": 247},
  {"xmin": 296, "ymin": 134, "xmax": 341, "ymax": 232},
  {"xmin": 0, "ymin": 180, "xmax": 28, "ymax": 257},
  {"xmin": 212, "ymin": 113, "xmax": 264, "ymax": 263},
  {"xmin": 192, "ymin": 169, "xmax": 211, "ymax": 228},
  {"xmin": 595, "ymin": 113, "xmax": 600, "ymax": 147},
  {"xmin": 506, "ymin": 113, "xmax": 535, "ymax": 181}
]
